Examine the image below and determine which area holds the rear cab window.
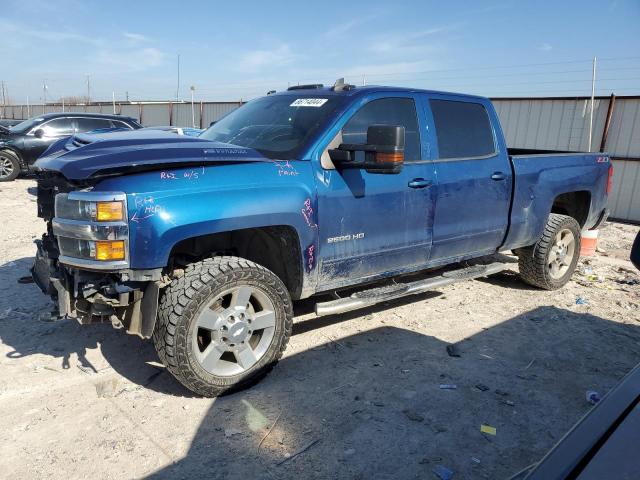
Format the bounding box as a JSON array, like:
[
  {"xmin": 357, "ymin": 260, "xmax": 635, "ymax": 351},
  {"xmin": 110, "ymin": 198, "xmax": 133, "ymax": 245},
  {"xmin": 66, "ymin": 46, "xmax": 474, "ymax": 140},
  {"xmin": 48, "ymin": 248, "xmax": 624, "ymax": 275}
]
[{"xmin": 429, "ymin": 99, "xmax": 495, "ymax": 159}]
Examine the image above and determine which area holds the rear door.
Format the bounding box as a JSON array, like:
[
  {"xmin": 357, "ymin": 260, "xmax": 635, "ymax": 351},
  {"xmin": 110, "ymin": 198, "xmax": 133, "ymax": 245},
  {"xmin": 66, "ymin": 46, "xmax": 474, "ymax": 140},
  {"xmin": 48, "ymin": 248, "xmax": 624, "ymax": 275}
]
[
  {"xmin": 316, "ymin": 94, "xmax": 437, "ymax": 288},
  {"xmin": 424, "ymin": 96, "xmax": 512, "ymax": 261}
]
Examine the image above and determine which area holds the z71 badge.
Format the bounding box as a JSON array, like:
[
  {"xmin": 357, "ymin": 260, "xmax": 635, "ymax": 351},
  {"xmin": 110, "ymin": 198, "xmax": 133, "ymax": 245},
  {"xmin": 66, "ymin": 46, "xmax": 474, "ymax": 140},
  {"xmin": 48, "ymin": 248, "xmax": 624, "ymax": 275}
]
[{"xmin": 327, "ymin": 233, "xmax": 365, "ymax": 243}]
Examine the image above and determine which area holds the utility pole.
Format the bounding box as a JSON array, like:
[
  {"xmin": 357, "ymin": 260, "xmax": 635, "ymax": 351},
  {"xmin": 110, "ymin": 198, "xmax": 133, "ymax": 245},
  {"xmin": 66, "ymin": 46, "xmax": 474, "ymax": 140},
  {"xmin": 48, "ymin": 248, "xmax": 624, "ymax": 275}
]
[
  {"xmin": 190, "ymin": 85, "xmax": 195, "ymax": 127},
  {"xmin": 112, "ymin": 91, "xmax": 116, "ymax": 114},
  {"xmin": 1, "ymin": 81, "xmax": 5, "ymax": 119},
  {"xmin": 126, "ymin": 91, "xmax": 129, "ymax": 102},
  {"xmin": 588, "ymin": 56, "xmax": 597, "ymax": 152},
  {"xmin": 43, "ymin": 80, "xmax": 48, "ymax": 114},
  {"xmin": 86, "ymin": 75, "xmax": 91, "ymax": 104},
  {"xmin": 175, "ymin": 53, "xmax": 181, "ymax": 102},
  {"xmin": 62, "ymin": 96, "xmax": 65, "ymax": 112},
  {"xmin": 26, "ymin": 96, "xmax": 30, "ymax": 118}
]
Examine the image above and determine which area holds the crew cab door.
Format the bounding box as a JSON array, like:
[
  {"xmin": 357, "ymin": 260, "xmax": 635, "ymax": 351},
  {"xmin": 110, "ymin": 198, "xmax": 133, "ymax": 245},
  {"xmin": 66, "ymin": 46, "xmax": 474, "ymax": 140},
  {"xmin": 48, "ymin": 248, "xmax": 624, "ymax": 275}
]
[
  {"xmin": 23, "ymin": 117, "xmax": 75, "ymax": 165},
  {"xmin": 424, "ymin": 96, "xmax": 512, "ymax": 261},
  {"xmin": 315, "ymin": 94, "xmax": 436, "ymax": 289}
]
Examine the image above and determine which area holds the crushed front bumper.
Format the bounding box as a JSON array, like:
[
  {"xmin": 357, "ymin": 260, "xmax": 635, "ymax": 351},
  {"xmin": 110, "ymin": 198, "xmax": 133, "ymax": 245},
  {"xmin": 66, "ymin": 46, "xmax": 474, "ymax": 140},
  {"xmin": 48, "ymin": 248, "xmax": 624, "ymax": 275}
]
[
  {"xmin": 31, "ymin": 235, "xmax": 163, "ymax": 338},
  {"xmin": 32, "ymin": 239, "xmax": 72, "ymax": 317}
]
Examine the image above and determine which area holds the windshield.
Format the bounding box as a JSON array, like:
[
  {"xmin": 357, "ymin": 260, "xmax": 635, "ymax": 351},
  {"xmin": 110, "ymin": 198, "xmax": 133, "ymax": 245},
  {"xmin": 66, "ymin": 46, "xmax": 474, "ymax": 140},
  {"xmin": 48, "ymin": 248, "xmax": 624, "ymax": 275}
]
[
  {"xmin": 9, "ymin": 117, "xmax": 45, "ymax": 133},
  {"xmin": 199, "ymin": 95, "xmax": 344, "ymax": 159}
]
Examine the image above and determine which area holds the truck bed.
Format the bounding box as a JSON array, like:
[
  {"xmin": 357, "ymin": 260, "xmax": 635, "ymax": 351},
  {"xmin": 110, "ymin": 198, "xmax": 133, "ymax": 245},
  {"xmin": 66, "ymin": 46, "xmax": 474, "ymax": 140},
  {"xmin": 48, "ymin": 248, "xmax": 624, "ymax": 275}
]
[{"xmin": 501, "ymin": 150, "xmax": 610, "ymax": 252}]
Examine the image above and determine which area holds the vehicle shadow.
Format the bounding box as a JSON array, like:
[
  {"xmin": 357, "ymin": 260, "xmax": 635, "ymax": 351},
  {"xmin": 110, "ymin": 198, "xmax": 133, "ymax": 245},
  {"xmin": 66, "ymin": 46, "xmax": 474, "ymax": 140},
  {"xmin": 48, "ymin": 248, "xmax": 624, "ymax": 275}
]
[
  {"xmin": 0, "ymin": 256, "xmax": 191, "ymax": 396},
  {"xmin": 3, "ymin": 256, "xmax": 640, "ymax": 479},
  {"xmin": 142, "ymin": 305, "xmax": 640, "ymax": 480},
  {"xmin": 476, "ymin": 269, "xmax": 543, "ymax": 291},
  {"xmin": 0, "ymin": 257, "xmax": 442, "ymax": 399}
]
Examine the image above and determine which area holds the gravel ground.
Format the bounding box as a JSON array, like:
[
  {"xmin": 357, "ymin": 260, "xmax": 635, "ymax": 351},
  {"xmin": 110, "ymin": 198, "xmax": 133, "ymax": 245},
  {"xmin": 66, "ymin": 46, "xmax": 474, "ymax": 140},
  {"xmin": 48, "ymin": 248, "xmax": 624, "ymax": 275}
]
[{"xmin": 0, "ymin": 178, "xmax": 638, "ymax": 480}]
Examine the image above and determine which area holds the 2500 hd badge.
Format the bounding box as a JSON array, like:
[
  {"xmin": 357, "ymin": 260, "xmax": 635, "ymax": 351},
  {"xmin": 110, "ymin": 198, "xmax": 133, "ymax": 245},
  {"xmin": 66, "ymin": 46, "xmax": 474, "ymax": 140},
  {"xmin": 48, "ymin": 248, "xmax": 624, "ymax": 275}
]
[{"xmin": 327, "ymin": 232, "xmax": 365, "ymax": 243}]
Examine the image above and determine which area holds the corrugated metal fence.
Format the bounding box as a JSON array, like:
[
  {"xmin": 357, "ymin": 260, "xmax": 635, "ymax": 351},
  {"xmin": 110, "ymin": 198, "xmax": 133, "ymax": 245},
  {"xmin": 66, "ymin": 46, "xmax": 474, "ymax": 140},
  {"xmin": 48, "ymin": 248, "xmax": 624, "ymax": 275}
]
[
  {"xmin": 0, "ymin": 101, "xmax": 243, "ymax": 129},
  {"xmin": 492, "ymin": 95, "xmax": 639, "ymax": 223},
  {"xmin": 1, "ymin": 96, "xmax": 638, "ymax": 222}
]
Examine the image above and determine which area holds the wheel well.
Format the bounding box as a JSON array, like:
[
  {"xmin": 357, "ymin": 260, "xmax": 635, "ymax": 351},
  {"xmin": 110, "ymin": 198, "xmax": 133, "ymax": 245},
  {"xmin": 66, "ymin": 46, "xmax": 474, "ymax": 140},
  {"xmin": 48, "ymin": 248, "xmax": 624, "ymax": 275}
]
[
  {"xmin": 168, "ymin": 226, "xmax": 303, "ymax": 299},
  {"xmin": 0, "ymin": 148, "xmax": 25, "ymax": 169},
  {"xmin": 550, "ymin": 191, "xmax": 591, "ymax": 228}
]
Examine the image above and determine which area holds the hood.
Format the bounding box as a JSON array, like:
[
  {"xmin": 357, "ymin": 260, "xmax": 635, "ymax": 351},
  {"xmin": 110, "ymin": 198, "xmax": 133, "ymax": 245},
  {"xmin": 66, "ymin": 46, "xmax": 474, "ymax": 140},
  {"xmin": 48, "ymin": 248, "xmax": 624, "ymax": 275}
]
[
  {"xmin": 0, "ymin": 125, "xmax": 14, "ymax": 139},
  {"xmin": 34, "ymin": 129, "xmax": 269, "ymax": 180}
]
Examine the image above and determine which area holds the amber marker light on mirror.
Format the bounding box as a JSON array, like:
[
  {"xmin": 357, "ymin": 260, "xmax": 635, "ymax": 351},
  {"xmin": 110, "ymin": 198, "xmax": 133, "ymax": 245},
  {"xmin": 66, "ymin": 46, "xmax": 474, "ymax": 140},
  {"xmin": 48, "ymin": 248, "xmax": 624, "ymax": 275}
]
[{"xmin": 376, "ymin": 151, "xmax": 404, "ymax": 164}]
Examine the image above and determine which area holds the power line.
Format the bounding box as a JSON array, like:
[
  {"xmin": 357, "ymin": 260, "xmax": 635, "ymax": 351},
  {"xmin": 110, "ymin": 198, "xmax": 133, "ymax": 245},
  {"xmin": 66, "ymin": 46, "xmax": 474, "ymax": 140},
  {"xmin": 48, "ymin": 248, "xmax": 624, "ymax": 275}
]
[{"xmin": 7, "ymin": 55, "xmax": 640, "ymax": 103}]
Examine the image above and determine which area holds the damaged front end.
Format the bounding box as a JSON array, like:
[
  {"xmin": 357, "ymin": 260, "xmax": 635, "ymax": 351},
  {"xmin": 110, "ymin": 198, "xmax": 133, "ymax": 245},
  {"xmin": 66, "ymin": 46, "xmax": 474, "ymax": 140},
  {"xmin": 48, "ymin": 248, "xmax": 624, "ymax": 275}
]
[{"xmin": 32, "ymin": 173, "xmax": 164, "ymax": 338}]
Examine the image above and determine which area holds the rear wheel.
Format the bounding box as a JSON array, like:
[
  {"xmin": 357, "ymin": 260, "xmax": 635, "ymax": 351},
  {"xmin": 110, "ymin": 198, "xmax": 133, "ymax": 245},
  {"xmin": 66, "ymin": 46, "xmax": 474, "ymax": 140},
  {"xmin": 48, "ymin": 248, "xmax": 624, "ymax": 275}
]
[
  {"xmin": 0, "ymin": 150, "xmax": 20, "ymax": 182},
  {"xmin": 518, "ymin": 213, "xmax": 581, "ymax": 290},
  {"xmin": 153, "ymin": 256, "xmax": 293, "ymax": 397}
]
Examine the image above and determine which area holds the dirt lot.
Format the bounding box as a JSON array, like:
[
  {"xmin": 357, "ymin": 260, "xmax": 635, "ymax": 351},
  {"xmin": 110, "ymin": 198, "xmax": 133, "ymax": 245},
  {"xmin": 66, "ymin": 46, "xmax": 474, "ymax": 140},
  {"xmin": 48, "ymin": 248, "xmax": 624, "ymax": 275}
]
[{"xmin": 0, "ymin": 178, "xmax": 638, "ymax": 480}]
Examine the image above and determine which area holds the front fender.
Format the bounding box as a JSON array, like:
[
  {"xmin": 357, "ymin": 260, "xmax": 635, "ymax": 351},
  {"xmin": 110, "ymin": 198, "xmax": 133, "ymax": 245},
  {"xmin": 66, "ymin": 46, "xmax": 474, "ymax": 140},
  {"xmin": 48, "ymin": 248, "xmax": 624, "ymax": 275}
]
[{"xmin": 95, "ymin": 161, "xmax": 318, "ymax": 273}]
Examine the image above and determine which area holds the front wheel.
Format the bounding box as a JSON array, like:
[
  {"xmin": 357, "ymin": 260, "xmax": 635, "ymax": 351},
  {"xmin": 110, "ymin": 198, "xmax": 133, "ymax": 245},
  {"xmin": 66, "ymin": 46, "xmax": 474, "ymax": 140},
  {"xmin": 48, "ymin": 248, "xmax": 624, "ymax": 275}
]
[
  {"xmin": 0, "ymin": 150, "xmax": 20, "ymax": 182},
  {"xmin": 153, "ymin": 256, "xmax": 293, "ymax": 397},
  {"xmin": 517, "ymin": 213, "xmax": 581, "ymax": 290}
]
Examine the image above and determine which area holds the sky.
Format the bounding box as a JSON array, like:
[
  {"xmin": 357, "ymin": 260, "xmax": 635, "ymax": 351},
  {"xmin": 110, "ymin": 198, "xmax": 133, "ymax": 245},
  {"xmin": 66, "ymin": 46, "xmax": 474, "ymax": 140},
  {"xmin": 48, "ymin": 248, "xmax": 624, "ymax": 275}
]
[{"xmin": 1, "ymin": 0, "xmax": 639, "ymax": 103}]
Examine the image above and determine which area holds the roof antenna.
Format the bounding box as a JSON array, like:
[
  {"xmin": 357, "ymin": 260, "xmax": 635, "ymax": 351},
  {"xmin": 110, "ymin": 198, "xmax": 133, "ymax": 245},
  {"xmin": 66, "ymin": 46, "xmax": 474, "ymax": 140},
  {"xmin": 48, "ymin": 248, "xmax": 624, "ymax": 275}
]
[{"xmin": 333, "ymin": 77, "xmax": 346, "ymax": 92}]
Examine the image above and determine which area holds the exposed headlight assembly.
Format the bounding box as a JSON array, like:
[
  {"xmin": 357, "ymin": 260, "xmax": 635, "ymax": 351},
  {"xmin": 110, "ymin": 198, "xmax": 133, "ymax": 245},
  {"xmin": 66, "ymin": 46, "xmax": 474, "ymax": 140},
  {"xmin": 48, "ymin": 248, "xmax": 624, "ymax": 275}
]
[{"xmin": 53, "ymin": 192, "xmax": 129, "ymax": 269}]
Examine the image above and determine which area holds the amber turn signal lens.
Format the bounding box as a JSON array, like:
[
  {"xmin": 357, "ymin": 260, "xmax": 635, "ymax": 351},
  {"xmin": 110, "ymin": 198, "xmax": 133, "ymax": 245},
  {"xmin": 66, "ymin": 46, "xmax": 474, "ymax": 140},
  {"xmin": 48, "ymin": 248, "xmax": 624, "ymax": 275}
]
[
  {"xmin": 375, "ymin": 152, "xmax": 404, "ymax": 164},
  {"xmin": 95, "ymin": 240, "xmax": 125, "ymax": 261},
  {"xmin": 96, "ymin": 201, "xmax": 124, "ymax": 221}
]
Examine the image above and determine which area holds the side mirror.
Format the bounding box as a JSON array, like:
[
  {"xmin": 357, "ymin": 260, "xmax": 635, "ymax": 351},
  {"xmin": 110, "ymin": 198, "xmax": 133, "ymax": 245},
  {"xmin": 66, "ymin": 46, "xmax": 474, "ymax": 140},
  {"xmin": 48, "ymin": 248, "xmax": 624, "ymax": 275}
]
[
  {"xmin": 365, "ymin": 125, "xmax": 405, "ymax": 174},
  {"xmin": 631, "ymin": 231, "xmax": 640, "ymax": 270},
  {"xmin": 328, "ymin": 124, "xmax": 405, "ymax": 174},
  {"xmin": 33, "ymin": 129, "xmax": 45, "ymax": 139}
]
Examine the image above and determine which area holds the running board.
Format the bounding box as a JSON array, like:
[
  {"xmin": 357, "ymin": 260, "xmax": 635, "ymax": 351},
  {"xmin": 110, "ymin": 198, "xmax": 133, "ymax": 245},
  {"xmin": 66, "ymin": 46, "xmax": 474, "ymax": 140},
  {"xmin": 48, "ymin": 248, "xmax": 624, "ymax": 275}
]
[{"xmin": 314, "ymin": 261, "xmax": 510, "ymax": 316}]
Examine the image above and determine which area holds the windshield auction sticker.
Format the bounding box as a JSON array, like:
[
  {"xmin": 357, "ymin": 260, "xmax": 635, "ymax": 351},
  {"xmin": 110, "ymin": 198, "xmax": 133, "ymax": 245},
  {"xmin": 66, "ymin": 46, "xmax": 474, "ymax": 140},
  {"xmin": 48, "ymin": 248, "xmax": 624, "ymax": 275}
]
[{"xmin": 290, "ymin": 98, "xmax": 328, "ymax": 107}]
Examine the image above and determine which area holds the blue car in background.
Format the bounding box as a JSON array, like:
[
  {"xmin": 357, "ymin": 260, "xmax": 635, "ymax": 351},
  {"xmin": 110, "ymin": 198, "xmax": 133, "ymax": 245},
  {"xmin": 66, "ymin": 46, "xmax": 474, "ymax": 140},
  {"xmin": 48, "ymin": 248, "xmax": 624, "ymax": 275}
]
[
  {"xmin": 143, "ymin": 126, "xmax": 204, "ymax": 137},
  {"xmin": 87, "ymin": 126, "xmax": 204, "ymax": 137}
]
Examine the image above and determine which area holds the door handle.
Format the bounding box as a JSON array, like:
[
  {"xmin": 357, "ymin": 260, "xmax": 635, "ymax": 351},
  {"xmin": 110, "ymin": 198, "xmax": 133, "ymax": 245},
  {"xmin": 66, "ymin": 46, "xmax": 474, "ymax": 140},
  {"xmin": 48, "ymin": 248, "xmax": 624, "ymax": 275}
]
[
  {"xmin": 408, "ymin": 178, "xmax": 432, "ymax": 189},
  {"xmin": 491, "ymin": 172, "xmax": 506, "ymax": 181}
]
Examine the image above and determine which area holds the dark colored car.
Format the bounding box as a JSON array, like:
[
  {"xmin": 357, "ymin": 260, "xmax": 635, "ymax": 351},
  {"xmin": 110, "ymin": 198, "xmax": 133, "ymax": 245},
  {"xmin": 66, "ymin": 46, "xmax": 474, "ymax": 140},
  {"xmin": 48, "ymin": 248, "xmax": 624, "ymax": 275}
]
[
  {"xmin": 0, "ymin": 113, "xmax": 141, "ymax": 181},
  {"xmin": 0, "ymin": 119, "xmax": 22, "ymax": 128}
]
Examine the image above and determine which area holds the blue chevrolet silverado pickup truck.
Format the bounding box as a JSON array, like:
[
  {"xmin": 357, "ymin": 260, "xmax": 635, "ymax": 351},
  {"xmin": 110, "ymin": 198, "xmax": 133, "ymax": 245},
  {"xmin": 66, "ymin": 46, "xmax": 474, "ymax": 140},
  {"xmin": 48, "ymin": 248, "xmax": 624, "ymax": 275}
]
[{"xmin": 31, "ymin": 80, "xmax": 613, "ymax": 396}]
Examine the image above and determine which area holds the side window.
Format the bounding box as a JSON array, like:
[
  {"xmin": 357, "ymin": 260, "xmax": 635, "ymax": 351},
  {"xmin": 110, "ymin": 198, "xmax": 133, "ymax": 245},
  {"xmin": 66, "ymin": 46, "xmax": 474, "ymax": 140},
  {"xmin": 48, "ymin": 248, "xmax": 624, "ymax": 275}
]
[
  {"xmin": 342, "ymin": 98, "xmax": 421, "ymax": 162},
  {"xmin": 110, "ymin": 120, "xmax": 132, "ymax": 129},
  {"xmin": 75, "ymin": 118, "xmax": 113, "ymax": 133},
  {"xmin": 39, "ymin": 118, "xmax": 74, "ymax": 137},
  {"xmin": 430, "ymin": 99, "xmax": 495, "ymax": 159}
]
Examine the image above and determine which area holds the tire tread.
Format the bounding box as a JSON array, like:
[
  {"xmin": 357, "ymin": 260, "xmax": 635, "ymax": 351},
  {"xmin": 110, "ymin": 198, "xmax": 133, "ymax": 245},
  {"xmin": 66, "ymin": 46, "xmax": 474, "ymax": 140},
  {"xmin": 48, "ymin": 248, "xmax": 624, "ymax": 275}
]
[
  {"xmin": 518, "ymin": 213, "xmax": 581, "ymax": 290},
  {"xmin": 153, "ymin": 256, "xmax": 293, "ymax": 397}
]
